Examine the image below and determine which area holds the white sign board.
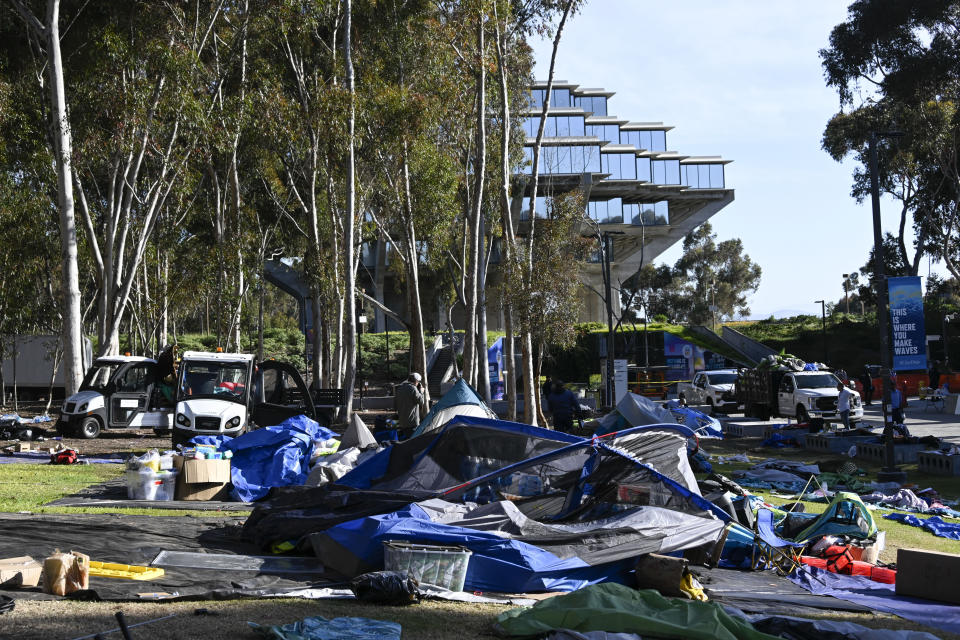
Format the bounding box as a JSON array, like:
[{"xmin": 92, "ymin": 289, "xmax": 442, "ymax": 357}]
[{"xmin": 613, "ymin": 359, "xmax": 629, "ymax": 403}]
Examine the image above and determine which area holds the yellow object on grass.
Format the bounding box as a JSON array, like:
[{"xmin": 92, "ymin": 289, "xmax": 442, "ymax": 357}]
[
  {"xmin": 679, "ymin": 572, "xmax": 707, "ymax": 601},
  {"xmin": 88, "ymin": 561, "xmax": 165, "ymax": 580}
]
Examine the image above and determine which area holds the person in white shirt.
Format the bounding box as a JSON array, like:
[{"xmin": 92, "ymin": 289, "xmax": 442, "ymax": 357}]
[{"xmin": 836, "ymin": 381, "xmax": 853, "ymax": 429}]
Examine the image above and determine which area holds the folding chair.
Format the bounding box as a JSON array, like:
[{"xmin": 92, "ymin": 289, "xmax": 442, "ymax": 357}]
[{"xmin": 751, "ymin": 508, "xmax": 806, "ymax": 576}]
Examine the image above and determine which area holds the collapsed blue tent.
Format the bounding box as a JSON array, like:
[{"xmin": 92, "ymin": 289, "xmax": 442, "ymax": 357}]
[
  {"xmin": 411, "ymin": 378, "xmax": 497, "ymax": 437},
  {"xmin": 219, "ymin": 415, "xmax": 335, "ymax": 502},
  {"xmin": 263, "ymin": 416, "xmax": 731, "ymax": 591}
]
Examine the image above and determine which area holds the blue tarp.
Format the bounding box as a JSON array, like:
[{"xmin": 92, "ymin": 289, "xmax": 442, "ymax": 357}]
[
  {"xmin": 314, "ymin": 503, "xmax": 632, "ymax": 593},
  {"xmin": 197, "ymin": 415, "xmax": 334, "ymax": 502},
  {"xmin": 884, "ymin": 513, "xmax": 960, "ymax": 541},
  {"xmin": 250, "ymin": 616, "xmax": 401, "ymax": 640},
  {"xmin": 790, "ymin": 566, "xmax": 960, "ymax": 635}
]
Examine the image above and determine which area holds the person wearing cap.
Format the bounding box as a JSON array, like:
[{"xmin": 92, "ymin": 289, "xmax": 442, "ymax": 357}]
[{"xmin": 395, "ymin": 372, "xmax": 424, "ymax": 435}]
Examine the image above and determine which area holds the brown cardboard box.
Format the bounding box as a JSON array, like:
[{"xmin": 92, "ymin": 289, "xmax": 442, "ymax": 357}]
[
  {"xmin": 0, "ymin": 556, "xmax": 42, "ymax": 588},
  {"xmin": 14, "ymin": 442, "xmax": 32, "ymax": 452},
  {"xmin": 896, "ymin": 548, "xmax": 960, "ymax": 605},
  {"xmin": 173, "ymin": 457, "xmax": 231, "ymax": 501}
]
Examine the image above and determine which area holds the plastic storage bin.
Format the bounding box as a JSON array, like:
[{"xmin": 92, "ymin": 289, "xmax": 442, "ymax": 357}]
[
  {"xmin": 383, "ymin": 541, "xmax": 472, "ymax": 592},
  {"xmin": 125, "ymin": 468, "xmax": 177, "ymax": 501}
]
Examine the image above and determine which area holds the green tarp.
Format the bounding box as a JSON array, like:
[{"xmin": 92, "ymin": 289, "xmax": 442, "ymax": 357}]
[{"xmin": 494, "ymin": 583, "xmax": 782, "ymax": 640}]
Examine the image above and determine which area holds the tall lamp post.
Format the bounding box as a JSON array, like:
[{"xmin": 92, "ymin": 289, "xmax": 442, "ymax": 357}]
[
  {"xmin": 597, "ymin": 230, "xmax": 624, "ymax": 407},
  {"xmin": 814, "ymin": 300, "xmax": 828, "ymax": 364},
  {"xmin": 842, "ymin": 274, "xmax": 850, "ymax": 315},
  {"xmin": 869, "ymin": 129, "xmax": 906, "ymax": 483},
  {"xmin": 945, "ymin": 314, "xmax": 955, "ymax": 372}
]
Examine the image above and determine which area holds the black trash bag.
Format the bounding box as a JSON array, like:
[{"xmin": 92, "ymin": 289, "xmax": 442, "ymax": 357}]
[{"xmin": 349, "ymin": 571, "xmax": 420, "ymax": 605}]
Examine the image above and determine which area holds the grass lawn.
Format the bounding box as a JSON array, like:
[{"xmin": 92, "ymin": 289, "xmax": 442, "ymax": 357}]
[{"xmin": 0, "ymin": 464, "xmax": 248, "ymax": 517}]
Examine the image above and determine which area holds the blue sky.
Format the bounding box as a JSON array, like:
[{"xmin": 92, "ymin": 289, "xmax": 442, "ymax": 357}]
[{"xmin": 531, "ymin": 1, "xmax": 936, "ymax": 319}]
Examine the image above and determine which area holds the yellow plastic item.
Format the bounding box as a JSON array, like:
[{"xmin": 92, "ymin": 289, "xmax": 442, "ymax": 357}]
[
  {"xmin": 679, "ymin": 572, "xmax": 708, "ymax": 601},
  {"xmin": 88, "ymin": 561, "xmax": 165, "ymax": 581}
]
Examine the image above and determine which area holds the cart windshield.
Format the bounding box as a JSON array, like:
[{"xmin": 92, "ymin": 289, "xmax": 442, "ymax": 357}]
[
  {"xmin": 178, "ymin": 360, "xmax": 250, "ymax": 404},
  {"xmin": 79, "ymin": 362, "xmax": 120, "ymax": 393}
]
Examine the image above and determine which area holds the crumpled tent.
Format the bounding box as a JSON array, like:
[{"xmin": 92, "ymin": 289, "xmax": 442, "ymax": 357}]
[
  {"xmin": 245, "ymin": 417, "xmax": 729, "ymax": 592},
  {"xmin": 217, "ymin": 415, "xmax": 335, "ymax": 502},
  {"xmin": 411, "ymin": 378, "xmax": 497, "ymax": 437},
  {"xmin": 792, "ymin": 492, "xmax": 877, "ymax": 542},
  {"xmin": 593, "ymin": 393, "xmax": 722, "ymax": 438},
  {"xmin": 341, "ymin": 413, "xmax": 377, "ymax": 449}
]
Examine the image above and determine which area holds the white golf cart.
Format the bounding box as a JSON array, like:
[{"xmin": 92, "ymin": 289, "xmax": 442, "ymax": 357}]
[{"xmin": 57, "ymin": 351, "xmax": 314, "ymax": 445}]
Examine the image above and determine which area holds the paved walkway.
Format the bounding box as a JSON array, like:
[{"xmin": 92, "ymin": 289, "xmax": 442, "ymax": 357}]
[{"xmin": 862, "ymin": 399, "xmax": 960, "ymax": 445}]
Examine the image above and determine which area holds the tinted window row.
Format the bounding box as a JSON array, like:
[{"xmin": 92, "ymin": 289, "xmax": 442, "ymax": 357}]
[
  {"xmin": 529, "ymin": 88, "xmax": 572, "ymax": 109},
  {"xmin": 681, "ymin": 163, "xmax": 725, "ymax": 189},
  {"xmin": 600, "ymin": 153, "xmax": 637, "ymax": 180},
  {"xmin": 523, "ymin": 116, "xmax": 586, "ymax": 138},
  {"xmin": 620, "ymin": 129, "xmax": 667, "ymax": 152},
  {"xmin": 575, "ymin": 95, "xmax": 608, "ymax": 116},
  {"xmin": 586, "ymin": 124, "xmax": 620, "ymax": 144},
  {"xmin": 522, "ymin": 145, "xmax": 602, "ymax": 174},
  {"xmin": 586, "ymin": 198, "xmax": 669, "ymax": 226},
  {"xmin": 652, "ymin": 159, "xmax": 681, "ymax": 185}
]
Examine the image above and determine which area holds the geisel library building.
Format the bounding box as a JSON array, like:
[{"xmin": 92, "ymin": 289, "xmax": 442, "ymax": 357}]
[{"xmin": 359, "ymin": 80, "xmax": 734, "ymax": 332}]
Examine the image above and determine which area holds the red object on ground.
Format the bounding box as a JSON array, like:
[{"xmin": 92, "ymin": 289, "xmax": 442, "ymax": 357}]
[
  {"xmin": 844, "ymin": 560, "xmax": 873, "ymax": 576},
  {"xmin": 871, "ymin": 566, "xmax": 896, "ymax": 584},
  {"xmin": 800, "ymin": 557, "xmax": 827, "ymax": 569},
  {"xmin": 823, "ymin": 545, "xmax": 853, "ymax": 572}
]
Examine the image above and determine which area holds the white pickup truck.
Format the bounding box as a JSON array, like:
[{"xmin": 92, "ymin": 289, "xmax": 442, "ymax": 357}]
[
  {"xmin": 677, "ymin": 369, "xmax": 739, "ymax": 414},
  {"xmin": 739, "ymin": 368, "xmax": 864, "ymax": 424}
]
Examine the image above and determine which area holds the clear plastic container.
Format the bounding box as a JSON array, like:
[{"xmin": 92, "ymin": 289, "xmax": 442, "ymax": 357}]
[
  {"xmin": 125, "ymin": 468, "xmax": 177, "ymax": 500},
  {"xmin": 383, "ymin": 541, "xmax": 472, "ymax": 592}
]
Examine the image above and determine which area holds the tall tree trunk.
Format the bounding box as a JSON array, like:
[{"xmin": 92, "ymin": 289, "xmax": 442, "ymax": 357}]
[
  {"xmin": 401, "ymin": 146, "xmax": 430, "ymax": 405},
  {"xmin": 493, "ymin": 12, "xmax": 517, "ymax": 420},
  {"xmin": 35, "ymin": 0, "xmax": 84, "ymax": 394},
  {"xmin": 521, "ymin": 0, "xmax": 573, "ymax": 425},
  {"xmin": 462, "ymin": 15, "xmax": 487, "ymax": 389},
  {"xmin": 340, "ymin": 0, "xmax": 357, "ymax": 420}
]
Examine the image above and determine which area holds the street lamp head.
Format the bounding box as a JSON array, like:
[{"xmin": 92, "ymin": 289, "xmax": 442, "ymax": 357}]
[{"xmin": 815, "ymin": 299, "xmax": 824, "ymax": 304}]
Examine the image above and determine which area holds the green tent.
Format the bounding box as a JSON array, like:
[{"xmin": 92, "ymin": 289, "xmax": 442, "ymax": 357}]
[{"xmin": 794, "ymin": 491, "xmax": 878, "ymax": 542}]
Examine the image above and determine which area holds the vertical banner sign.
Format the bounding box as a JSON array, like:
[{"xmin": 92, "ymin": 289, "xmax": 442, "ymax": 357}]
[{"xmin": 888, "ymin": 276, "xmax": 927, "ymax": 371}]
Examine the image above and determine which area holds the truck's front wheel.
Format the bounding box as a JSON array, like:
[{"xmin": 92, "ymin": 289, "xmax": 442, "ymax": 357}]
[
  {"xmin": 796, "ymin": 405, "xmax": 810, "ymax": 423},
  {"xmin": 78, "ymin": 416, "xmax": 102, "ymax": 439}
]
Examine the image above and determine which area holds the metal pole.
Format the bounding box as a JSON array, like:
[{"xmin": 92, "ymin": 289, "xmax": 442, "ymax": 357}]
[
  {"xmin": 869, "ymin": 131, "xmax": 903, "ymax": 482},
  {"xmin": 815, "ymin": 299, "xmax": 827, "ymax": 363},
  {"xmin": 843, "ymin": 274, "xmax": 850, "ymax": 315},
  {"xmin": 603, "ymin": 233, "xmax": 615, "ymax": 407}
]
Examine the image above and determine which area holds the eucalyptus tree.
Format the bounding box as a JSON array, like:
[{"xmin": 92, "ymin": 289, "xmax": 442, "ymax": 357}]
[
  {"xmin": 6, "ymin": 0, "xmax": 84, "ymax": 393},
  {"xmin": 358, "ymin": 0, "xmax": 462, "ymax": 405}
]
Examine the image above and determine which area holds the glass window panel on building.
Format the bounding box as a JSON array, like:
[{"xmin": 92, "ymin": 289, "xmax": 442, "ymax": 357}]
[
  {"xmin": 569, "ymin": 116, "xmax": 585, "ymax": 136},
  {"xmin": 553, "ymin": 89, "xmax": 571, "ymax": 107},
  {"xmin": 654, "ymin": 200, "xmax": 669, "ymax": 224},
  {"xmin": 651, "ymin": 130, "xmax": 666, "ymax": 151},
  {"xmin": 637, "ymin": 157, "xmax": 651, "ymax": 182},
  {"xmin": 698, "ymin": 164, "xmax": 710, "ymax": 188},
  {"xmin": 638, "ymin": 131, "xmax": 652, "ymax": 150},
  {"xmin": 710, "ymin": 164, "xmax": 724, "ymax": 188},
  {"xmin": 618, "ymin": 153, "xmax": 636, "ymax": 179},
  {"xmin": 584, "ymin": 145, "xmax": 601, "ymax": 172},
  {"xmin": 652, "ymin": 160, "xmax": 665, "ymax": 184},
  {"xmin": 665, "ymin": 159, "xmax": 680, "ymax": 184},
  {"xmin": 530, "ymin": 89, "xmax": 545, "ymax": 109},
  {"xmin": 556, "ymin": 116, "xmax": 569, "ymax": 137},
  {"xmin": 545, "ymin": 116, "xmax": 557, "ymax": 137}
]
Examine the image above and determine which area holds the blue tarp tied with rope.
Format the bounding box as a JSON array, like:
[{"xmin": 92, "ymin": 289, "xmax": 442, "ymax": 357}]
[{"xmin": 884, "ymin": 513, "xmax": 960, "ymax": 541}]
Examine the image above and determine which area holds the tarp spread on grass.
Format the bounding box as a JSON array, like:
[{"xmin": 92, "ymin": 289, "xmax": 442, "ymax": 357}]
[
  {"xmin": 790, "ymin": 566, "xmax": 960, "ymax": 636},
  {"xmin": 494, "ymin": 583, "xmax": 781, "ymax": 640},
  {"xmin": 883, "ymin": 513, "xmax": 960, "ymax": 541}
]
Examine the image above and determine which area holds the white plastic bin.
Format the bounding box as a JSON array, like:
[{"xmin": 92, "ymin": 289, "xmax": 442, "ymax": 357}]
[
  {"xmin": 383, "ymin": 541, "xmax": 472, "ymax": 592},
  {"xmin": 125, "ymin": 468, "xmax": 177, "ymax": 501}
]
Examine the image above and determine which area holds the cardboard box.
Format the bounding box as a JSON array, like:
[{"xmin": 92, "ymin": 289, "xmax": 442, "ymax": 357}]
[
  {"xmin": 14, "ymin": 442, "xmax": 32, "ymax": 452},
  {"xmin": 0, "ymin": 556, "xmax": 42, "ymax": 588},
  {"xmin": 896, "ymin": 548, "xmax": 960, "ymax": 605},
  {"xmin": 173, "ymin": 457, "xmax": 231, "ymax": 501}
]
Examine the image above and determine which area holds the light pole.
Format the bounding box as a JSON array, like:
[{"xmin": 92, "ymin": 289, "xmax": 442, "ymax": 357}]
[
  {"xmin": 945, "ymin": 314, "xmax": 955, "ymax": 371},
  {"xmin": 709, "ymin": 279, "xmax": 717, "ymax": 332},
  {"xmin": 596, "ymin": 230, "xmax": 624, "ymax": 407},
  {"xmin": 869, "ymin": 129, "xmax": 906, "ymax": 483},
  {"xmin": 842, "ymin": 274, "xmax": 850, "ymax": 315},
  {"xmin": 815, "ymin": 300, "xmax": 828, "ymax": 363}
]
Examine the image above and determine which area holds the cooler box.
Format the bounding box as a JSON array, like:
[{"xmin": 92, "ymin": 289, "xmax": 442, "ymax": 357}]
[{"xmin": 383, "ymin": 541, "xmax": 471, "ymax": 592}]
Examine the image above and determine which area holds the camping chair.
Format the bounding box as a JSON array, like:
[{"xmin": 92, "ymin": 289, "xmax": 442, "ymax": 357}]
[
  {"xmin": 921, "ymin": 388, "xmax": 945, "ymax": 412},
  {"xmin": 751, "ymin": 508, "xmax": 806, "ymax": 576}
]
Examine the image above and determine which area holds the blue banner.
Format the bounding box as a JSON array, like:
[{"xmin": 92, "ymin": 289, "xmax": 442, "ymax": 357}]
[{"xmin": 888, "ymin": 276, "xmax": 927, "ymax": 371}]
